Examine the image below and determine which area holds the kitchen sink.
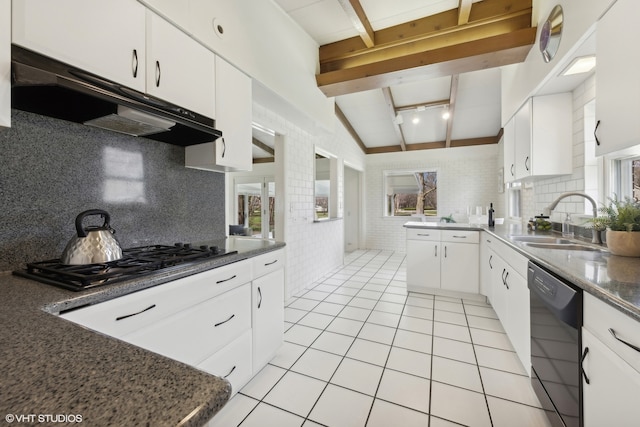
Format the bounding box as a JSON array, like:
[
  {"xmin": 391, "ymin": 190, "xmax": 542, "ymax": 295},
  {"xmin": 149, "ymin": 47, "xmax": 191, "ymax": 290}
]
[
  {"xmin": 510, "ymin": 236, "xmax": 574, "ymax": 244},
  {"xmin": 523, "ymin": 242, "xmax": 607, "ymax": 252}
]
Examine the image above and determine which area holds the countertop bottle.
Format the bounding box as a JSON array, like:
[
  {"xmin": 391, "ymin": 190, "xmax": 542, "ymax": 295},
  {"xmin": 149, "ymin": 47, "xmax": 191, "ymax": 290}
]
[
  {"xmin": 488, "ymin": 203, "xmax": 495, "ymax": 227},
  {"xmin": 563, "ymin": 213, "xmax": 574, "ymax": 237}
]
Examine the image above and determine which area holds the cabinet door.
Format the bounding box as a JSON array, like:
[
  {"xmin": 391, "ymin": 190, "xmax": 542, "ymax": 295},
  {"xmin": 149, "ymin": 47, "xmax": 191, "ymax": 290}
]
[
  {"xmin": 215, "ymin": 56, "xmax": 253, "ymax": 171},
  {"xmin": 479, "ymin": 238, "xmax": 495, "ymax": 299},
  {"xmin": 595, "ymin": 0, "xmax": 640, "ymax": 156},
  {"xmin": 489, "ymin": 256, "xmax": 508, "ymax": 324},
  {"xmin": 582, "ymin": 328, "xmax": 640, "ymax": 427},
  {"xmin": 252, "ymin": 268, "xmax": 284, "ymax": 371},
  {"xmin": 406, "ymin": 240, "xmax": 440, "ymax": 291},
  {"xmin": 12, "ymin": 0, "xmax": 146, "ymax": 92},
  {"xmin": 504, "ymin": 268, "xmax": 530, "ymax": 374},
  {"xmin": 441, "ymin": 242, "xmax": 479, "ymax": 294},
  {"xmin": 503, "ymin": 119, "xmax": 516, "ymax": 183},
  {"xmin": 0, "ymin": 0, "xmax": 9, "ymax": 128},
  {"xmin": 514, "ymin": 99, "xmax": 532, "ymax": 180},
  {"xmin": 146, "ymin": 11, "xmax": 215, "ymax": 118}
]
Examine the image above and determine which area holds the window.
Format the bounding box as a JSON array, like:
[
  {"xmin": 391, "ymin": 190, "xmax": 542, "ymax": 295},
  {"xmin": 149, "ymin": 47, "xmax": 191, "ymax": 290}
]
[
  {"xmin": 384, "ymin": 170, "xmax": 438, "ymax": 217},
  {"xmin": 507, "ymin": 182, "xmax": 521, "ymax": 220},
  {"xmin": 315, "ymin": 154, "xmax": 330, "ymax": 220},
  {"xmin": 234, "ymin": 176, "xmax": 275, "ymax": 238},
  {"xmin": 617, "ymin": 157, "xmax": 640, "ymax": 201}
]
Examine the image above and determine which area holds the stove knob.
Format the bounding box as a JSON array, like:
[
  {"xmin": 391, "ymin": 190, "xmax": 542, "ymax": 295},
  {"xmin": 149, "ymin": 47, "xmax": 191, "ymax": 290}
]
[
  {"xmin": 174, "ymin": 243, "xmax": 183, "ymax": 247},
  {"xmin": 184, "ymin": 243, "xmax": 192, "ymax": 249},
  {"xmin": 200, "ymin": 245, "xmax": 209, "ymax": 251},
  {"xmin": 211, "ymin": 246, "xmax": 219, "ymax": 254}
]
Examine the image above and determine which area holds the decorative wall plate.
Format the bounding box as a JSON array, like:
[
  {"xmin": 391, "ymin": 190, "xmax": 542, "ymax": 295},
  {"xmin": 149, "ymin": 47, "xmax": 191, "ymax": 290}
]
[{"xmin": 539, "ymin": 5, "xmax": 563, "ymax": 63}]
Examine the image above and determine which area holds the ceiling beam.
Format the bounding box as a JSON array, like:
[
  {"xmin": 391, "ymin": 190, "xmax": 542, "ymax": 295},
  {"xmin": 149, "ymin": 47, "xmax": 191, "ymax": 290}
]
[
  {"xmin": 444, "ymin": 74, "xmax": 459, "ymax": 148},
  {"xmin": 395, "ymin": 99, "xmax": 449, "ymax": 113},
  {"xmin": 337, "ymin": 0, "xmax": 375, "ymax": 48},
  {"xmin": 365, "ymin": 135, "xmax": 499, "ymax": 154},
  {"xmin": 335, "ymin": 103, "xmax": 368, "ymax": 154},
  {"xmin": 458, "ymin": 0, "xmax": 473, "ymax": 25},
  {"xmin": 253, "ymin": 157, "xmax": 274, "ymax": 164},
  {"xmin": 252, "ymin": 137, "xmax": 275, "ymax": 156},
  {"xmin": 317, "ymin": 0, "xmax": 535, "ymax": 97},
  {"xmin": 381, "ymin": 87, "xmax": 406, "ymax": 151}
]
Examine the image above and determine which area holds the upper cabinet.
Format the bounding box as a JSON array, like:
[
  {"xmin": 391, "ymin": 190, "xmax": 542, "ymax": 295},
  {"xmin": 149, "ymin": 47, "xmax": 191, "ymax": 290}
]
[
  {"xmin": 12, "ymin": 0, "xmax": 147, "ymax": 92},
  {"xmin": 0, "ymin": 0, "xmax": 9, "ymax": 128},
  {"xmin": 12, "ymin": 0, "xmax": 215, "ymax": 119},
  {"xmin": 185, "ymin": 56, "xmax": 252, "ymax": 172},
  {"xmin": 503, "ymin": 93, "xmax": 572, "ymax": 182},
  {"xmin": 145, "ymin": 11, "xmax": 215, "ymax": 118},
  {"xmin": 595, "ymin": 0, "xmax": 640, "ymax": 156}
]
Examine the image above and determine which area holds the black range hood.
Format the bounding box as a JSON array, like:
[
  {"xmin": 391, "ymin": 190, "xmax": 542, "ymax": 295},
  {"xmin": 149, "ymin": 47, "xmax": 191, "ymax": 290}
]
[{"xmin": 11, "ymin": 45, "xmax": 222, "ymax": 146}]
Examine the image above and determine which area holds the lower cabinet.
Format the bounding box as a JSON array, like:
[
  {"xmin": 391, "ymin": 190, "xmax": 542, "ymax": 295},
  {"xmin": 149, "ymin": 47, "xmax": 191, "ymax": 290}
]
[
  {"xmin": 582, "ymin": 293, "xmax": 640, "ymax": 427},
  {"xmin": 59, "ymin": 249, "xmax": 285, "ymax": 396},
  {"xmin": 406, "ymin": 228, "xmax": 479, "ymax": 295},
  {"xmin": 483, "ymin": 234, "xmax": 530, "ymax": 375}
]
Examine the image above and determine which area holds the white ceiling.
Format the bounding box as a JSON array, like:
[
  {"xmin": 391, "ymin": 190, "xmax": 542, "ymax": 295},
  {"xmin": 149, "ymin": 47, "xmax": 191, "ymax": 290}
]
[{"xmin": 258, "ymin": 0, "xmax": 594, "ymax": 154}]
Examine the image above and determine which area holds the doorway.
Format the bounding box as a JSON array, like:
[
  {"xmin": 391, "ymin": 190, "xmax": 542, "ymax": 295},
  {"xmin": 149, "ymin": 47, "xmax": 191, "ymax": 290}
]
[
  {"xmin": 234, "ymin": 176, "xmax": 275, "ymax": 238},
  {"xmin": 344, "ymin": 165, "xmax": 362, "ymax": 252}
]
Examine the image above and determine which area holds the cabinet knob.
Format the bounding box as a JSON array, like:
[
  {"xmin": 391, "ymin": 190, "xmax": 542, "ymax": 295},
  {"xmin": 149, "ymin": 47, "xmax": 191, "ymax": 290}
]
[{"xmin": 594, "ymin": 120, "xmax": 601, "ymax": 146}]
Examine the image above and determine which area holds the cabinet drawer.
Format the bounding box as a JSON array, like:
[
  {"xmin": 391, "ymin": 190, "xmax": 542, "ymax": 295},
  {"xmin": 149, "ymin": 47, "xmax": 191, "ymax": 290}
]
[
  {"xmin": 441, "ymin": 230, "xmax": 479, "ymax": 244},
  {"xmin": 197, "ymin": 329, "xmax": 253, "ymax": 396},
  {"xmin": 253, "ymin": 249, "xmax": 285, "ymax": 279},
  {"xmin": 406, "ymin": 228, "xmax": 441, "ymax": 241},
  {"xmin": 583, "ymin": 293, "xmax": 640, "ymax": 373},
  {"xmin": 121, "ymin": 283, "xmax": 251, "ymax": 365},
  {"xmin": 60, "ymin": 260, "xmax": 251, "ymax": 338}
]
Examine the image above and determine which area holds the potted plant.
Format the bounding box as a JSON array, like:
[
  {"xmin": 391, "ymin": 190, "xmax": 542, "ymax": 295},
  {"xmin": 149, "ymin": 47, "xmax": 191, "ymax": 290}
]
[{"xmin": 591, "ymin": 196, "xmax": 640, "ymax": 257}]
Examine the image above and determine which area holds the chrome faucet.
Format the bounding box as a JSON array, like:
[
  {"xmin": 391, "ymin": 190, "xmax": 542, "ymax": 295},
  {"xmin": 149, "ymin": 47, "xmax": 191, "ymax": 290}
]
[{"xmin": 545, "ymin": 192, "xmax": 601, "ymax": 244}]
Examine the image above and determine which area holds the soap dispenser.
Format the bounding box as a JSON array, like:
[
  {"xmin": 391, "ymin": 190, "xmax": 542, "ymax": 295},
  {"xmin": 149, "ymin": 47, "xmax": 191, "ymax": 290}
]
[
  {"xmin": 488, "ymin": 203, "xmax": 495, "ymax": 227},
  {"xmin": 562, "ymin": 213, "xmax": 574, "ymax": 237}
]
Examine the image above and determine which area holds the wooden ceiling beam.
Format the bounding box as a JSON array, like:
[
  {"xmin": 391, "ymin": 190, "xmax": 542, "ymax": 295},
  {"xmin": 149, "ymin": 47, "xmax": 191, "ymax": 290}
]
[
  {"xmin": 252, "ymin": 137, "xmax": 274, "ymax": 156},
  {"xmin": 381, "ymin": 87, "xmax": 406, "ymax": 151},
  {"xmin": 365, "ymin": 135, "xmax": 499, "ymax": 155},
  {"xmin": 444, "ymin": 74, "xmax": 459, "ymax": 148},
  {"xmin": 338, "ymin": 0, "xmax": 375, "ymax": 48},
  {"xmin": 335, "ymin": 103, "xmax": 368, "ymax": 154}
]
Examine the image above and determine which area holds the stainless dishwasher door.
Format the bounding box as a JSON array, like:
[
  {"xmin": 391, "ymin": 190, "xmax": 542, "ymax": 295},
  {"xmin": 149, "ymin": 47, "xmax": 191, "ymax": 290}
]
[{"xmin": 528, "ymin": 261, "xmax": 582, "ymax": 427}]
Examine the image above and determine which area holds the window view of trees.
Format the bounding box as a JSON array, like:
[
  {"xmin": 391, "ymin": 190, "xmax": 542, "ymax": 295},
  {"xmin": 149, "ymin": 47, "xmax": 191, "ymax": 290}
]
[
  {"xmin": 385, "ymin": 171, "xmax": 438, "ymax": 216},
  {"xmin": 633, "ymin": 160, "xmax": 640, "ymax": 201}
]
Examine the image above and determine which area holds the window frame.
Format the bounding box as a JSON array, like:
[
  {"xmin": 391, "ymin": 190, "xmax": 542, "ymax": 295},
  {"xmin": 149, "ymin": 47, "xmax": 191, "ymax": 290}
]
[{"xmin": 382, "ymin": 169, "xmax": 438, "ymax": 218}]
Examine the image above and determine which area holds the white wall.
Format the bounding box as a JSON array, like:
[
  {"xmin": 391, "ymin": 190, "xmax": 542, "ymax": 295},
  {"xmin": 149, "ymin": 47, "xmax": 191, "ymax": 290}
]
[
  {"xmin": 364, "ymin": 145, "xmax": 501, "ymax": 252},
  {"xmin": 236, "ymin": 103, "xmax": 365, "ymax": 299}
]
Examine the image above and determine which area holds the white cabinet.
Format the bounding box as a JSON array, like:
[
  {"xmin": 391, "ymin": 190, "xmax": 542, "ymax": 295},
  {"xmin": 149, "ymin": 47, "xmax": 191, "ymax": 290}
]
[
  {"xmin": 503, "ymin": 120, "xmax": 515, "ymax": 183},
  {"xmin": 138, "ymin": 0, "xmax": 190, "ymax": 29},
  {"xmin": 12, "ymin": 0, "xmax": 147, "ymax": 92},
  {"xmin": 406, "ymin": 228, "xmax": 479, "ymax": 296},
  {"xmin": 503, "ymin": 93, "xmax": 572, "ymax": 182},
  {"xmin": 252, "ymin": 269, "xmax": 284, "ymax": 371},
  {"xmin": 12, "ymin": 0, "xmax": 216, "ymax": 118},
  {"xmin": 198, "ymin": 330, "xmax": 253, "ymax": 397},
  {"xmin": 595, "ymin": 0, "xmax": 640, "ymax": 156},
  {"xmin": 185, "ymin": 56, "xmax": 253, "ymax": 172},
  {"xmin": 484, "ymin": 234, "xmax": 530, "ymax": 374},
  {"xmin": 582, "ymin": 328, "xmax": 640, "ymax": 427},
  {"xmin": 145, "ymin": 11, "xmax": 215, "ymax": 118},
  {"xmin": 1, "ymin": 0, "xmax": 10, "ymax": 128}
]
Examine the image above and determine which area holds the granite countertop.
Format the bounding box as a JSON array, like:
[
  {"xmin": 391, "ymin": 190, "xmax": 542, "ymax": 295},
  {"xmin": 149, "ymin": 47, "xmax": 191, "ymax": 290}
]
[
  {"xmin": 0, "ymin": 237, "xmax": 285, "ymax": 427},
  {"xmin": 404, "ymin": 221, "xmax": 640, "ymax": 322}
]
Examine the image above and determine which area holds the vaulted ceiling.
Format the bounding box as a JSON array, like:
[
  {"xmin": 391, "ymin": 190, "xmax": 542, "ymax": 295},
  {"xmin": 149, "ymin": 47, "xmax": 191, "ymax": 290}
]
[{"xmin": 253, "ymin": 0, "xmax": 536, "ymax": 159}]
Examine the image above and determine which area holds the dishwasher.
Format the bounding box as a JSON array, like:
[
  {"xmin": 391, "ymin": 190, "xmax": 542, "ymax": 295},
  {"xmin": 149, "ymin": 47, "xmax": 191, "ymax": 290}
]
[{"xmin": 528, "ymin": 261, "xmax": 582, "ymax": 427}]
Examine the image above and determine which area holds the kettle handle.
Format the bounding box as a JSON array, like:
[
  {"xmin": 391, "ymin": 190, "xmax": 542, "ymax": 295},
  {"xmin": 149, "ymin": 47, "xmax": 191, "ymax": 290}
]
[{"xmin": 75, "ymin": 209, "xmax": 112, "ymax": 238}]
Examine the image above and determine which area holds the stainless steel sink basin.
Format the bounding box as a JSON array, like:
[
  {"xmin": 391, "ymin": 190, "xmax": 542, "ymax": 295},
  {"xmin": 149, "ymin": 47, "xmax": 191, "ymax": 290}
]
[
  {"xmin": 510, "ymin": 236, "xmax": 574, "ymax": 244},
  {"xmin": 523, "ymin": 242, "xmax": 607, "ymax": 252}
]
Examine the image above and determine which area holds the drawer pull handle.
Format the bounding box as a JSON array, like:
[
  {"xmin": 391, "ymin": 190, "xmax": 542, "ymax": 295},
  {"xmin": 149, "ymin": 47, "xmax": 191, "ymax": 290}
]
[
  {"xmin": 155, "ymin": 60, "xmax": 161, "ymax": 87},
  {"xmin": 132, "ymin": 49, "xmax": 138, "ymax": 78},
  {"xmin": 223, "ymin": 365, "xmax": 236, "ymax": 379},
  {"xmin": 434, "ymin": 246, "xmax": 437, "ymax": 257},
  {"xmin": 214, "ymin": 314, "xmax": 235, "ymax": 327},
  {"xmin": 489, "ymin": 255, "xmax": 493, "ymax": 269},
  {"xmin": 115, "ymin": 304, "xmax": 156, "ymax": 321},
  {"xmin": 581, "ymin": 346, "xmax": 590, "ymax": 385},
  {"xmin": 452, "ymin": 235, "xmax": 467, "ymax": 239},
  {"xmin": 264, "ymin": 260, "xmax": 278, "ymax": 266},
  {"xmin": 216, "ymin": 275, "xmax": 237, "ymax": 284},
  {"xmin": 258, "ymin": 286, "xmax": 263, "ymax": 309},
  {"xmin": 417, "ymin": 233, "xmax": 430, "ymax": 236},
  {"xmin": 609, "ymin": 328, "xmax": 640, "ymax": 353}
]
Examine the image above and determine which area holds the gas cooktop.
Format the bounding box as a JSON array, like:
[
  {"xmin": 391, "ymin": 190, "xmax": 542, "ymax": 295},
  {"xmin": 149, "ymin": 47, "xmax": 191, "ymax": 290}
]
[{"xmin": 13, "ymin": 243, "xmax": 237, "ymax": 291}]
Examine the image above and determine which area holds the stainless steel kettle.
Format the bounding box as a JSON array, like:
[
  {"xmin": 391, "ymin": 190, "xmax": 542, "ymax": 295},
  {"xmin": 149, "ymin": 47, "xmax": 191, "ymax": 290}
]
[{"xmin": 61, "ymin": 209, "xmax": 123, "ymax": 265}]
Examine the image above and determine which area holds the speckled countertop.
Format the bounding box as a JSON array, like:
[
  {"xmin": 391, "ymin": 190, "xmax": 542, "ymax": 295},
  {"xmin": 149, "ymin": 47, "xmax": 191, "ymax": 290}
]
[
  {"xmin": 405, "ymin": 221, "xmax": 640, "ymax": 322},
  {"xmin": 0, "ymin": 237, "xmax": 285, "ymax": 427}
]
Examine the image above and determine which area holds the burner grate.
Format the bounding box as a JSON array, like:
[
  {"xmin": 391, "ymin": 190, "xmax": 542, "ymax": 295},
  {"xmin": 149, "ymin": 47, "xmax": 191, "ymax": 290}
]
[{"xmin": 13, "ymin": 244, "xmax": 237, "ymax": 291}]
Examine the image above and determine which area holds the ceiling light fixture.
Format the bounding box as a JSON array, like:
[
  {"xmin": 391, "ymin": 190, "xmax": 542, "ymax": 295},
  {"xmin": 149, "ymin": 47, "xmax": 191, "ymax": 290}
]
[
  {"xmin": 442, "ymin": 110, "xmax": 450, "ymax": 120},
  {"xmin": 393, "ymin": 114, "xmax": 404, "ymax": 125},
  {"xmin": 412, "ymin": 116, "xmax": 420, "ymax": 125},
  {"xmin": 561, "ymin": 55, "xmax": 596, "ymax": 76}
]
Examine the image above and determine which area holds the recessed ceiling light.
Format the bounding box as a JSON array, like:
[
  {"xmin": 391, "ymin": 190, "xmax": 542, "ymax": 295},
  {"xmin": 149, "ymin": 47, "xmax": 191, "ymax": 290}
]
[
  {"xmin": 412, "ymin": 116, "xmax": 420, "ymax": 124},
  {"xmin": 442, "ymin": 111, "xmax": 450, "ymax": 120},
  {"xmin": 561, "ymin": 55, "xmax": 596, "ymax": 76}
]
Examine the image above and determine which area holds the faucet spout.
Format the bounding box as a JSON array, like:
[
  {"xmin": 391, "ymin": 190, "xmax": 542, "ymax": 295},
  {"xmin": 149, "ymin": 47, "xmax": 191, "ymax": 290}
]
[{"xmin": 545, "ymin": 192, "xmax": 601, "ymax": 244}]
